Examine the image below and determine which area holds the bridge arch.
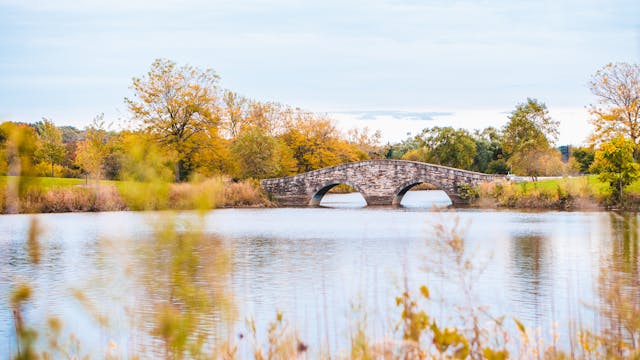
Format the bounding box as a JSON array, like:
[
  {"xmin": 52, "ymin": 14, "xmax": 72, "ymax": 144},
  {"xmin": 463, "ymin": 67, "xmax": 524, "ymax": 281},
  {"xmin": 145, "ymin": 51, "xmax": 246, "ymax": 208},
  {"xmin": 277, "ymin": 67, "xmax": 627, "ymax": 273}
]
[
  {"xmin": 392, "ymin": 180, "xmax": 451, "ymax": 206},
  {"xmin": 310, "ymin": 181, "xmax": 367, "ymax": 206}
]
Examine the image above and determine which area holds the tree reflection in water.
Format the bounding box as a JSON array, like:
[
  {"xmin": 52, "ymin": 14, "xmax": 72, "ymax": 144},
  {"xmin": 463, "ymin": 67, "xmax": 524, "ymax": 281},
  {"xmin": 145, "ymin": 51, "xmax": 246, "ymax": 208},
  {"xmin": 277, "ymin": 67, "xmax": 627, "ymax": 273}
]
[
  {"xmin": 594, "ymin": 213, "xmax": 640, "ymax": 357},
  {"xmin": 509, "ymin": 232, "xmax": 551, "ymax": 328}
]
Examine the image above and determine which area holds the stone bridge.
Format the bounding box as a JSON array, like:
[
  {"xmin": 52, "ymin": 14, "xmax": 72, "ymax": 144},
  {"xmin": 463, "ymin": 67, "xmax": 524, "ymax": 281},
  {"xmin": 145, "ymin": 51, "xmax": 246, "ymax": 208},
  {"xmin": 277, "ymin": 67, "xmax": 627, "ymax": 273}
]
[{"xmin": 260, "ymin": 160, "xmax": 502, "ymax": 207}]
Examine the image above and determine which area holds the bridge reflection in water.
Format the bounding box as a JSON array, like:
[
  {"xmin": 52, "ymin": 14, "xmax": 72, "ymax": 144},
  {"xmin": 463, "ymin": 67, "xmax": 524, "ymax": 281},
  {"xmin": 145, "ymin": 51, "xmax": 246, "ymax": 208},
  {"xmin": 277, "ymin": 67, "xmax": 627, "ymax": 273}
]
[
  {"xmin": 318, "ymin": 190, "xmax": 453, "ymax": 208},
  {"xmin": 261, "ymin": 160, "xmax": 500, "ymax": 207}
]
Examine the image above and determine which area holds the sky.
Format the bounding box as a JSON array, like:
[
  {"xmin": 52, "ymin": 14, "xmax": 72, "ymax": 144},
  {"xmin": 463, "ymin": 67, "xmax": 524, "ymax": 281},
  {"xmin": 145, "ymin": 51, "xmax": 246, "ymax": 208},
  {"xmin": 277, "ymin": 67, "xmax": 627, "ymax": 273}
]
[{"xmin": 1, "ymin": 0, "xmax": 639, "ymax": 145}]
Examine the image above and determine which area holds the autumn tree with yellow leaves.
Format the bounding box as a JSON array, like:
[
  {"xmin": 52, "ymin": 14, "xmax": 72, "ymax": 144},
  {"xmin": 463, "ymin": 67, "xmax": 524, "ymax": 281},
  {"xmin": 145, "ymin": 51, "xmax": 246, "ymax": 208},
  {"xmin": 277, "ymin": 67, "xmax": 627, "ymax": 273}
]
[
  {"xmin": 125, "ymin": 59, "xmax": 223, "ymax": 181},
  {"xmin": 123, "ymin": 59, "xmax": 372, "ymax": 181},
  {"xmin": 589, "ymin": 62, "xmax": 640, "ymax": 159},
  {"xmin": 33, "ymin": 118, "xmax": 66, "ymax": 177},
  {"xmin": 590, "ymin": 136, "xmax": 640, "ymax": 205},
  {"xmin": 75, "ymin": 114, "xmax": 110, "ymax": 181},
  {"xmin": 281, "ymin": 112, "xmax": 366, "ymax": 173}
]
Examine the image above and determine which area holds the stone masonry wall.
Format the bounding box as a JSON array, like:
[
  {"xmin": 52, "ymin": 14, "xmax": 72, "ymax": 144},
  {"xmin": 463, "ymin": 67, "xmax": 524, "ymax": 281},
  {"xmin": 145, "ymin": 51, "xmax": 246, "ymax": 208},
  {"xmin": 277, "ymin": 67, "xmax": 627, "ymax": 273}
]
[{"xmin": 261, "ymin": 160, "xmax": 502, "ymax": 207}]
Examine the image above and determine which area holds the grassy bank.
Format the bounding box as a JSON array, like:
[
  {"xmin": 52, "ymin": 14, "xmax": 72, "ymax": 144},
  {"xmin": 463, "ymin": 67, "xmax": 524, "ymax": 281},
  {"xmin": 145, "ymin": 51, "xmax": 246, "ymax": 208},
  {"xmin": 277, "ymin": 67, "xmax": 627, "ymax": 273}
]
[
  {"xmin": 4, "ymin": 175, "xmax": 640, "ymax": 213},
  {"xmin": 474, "ymin": 175, "xmax": 640, "ymax": 210},
  {"xmin": 0, "ymin": 176, "xmax": 272, "ymax": 214}
]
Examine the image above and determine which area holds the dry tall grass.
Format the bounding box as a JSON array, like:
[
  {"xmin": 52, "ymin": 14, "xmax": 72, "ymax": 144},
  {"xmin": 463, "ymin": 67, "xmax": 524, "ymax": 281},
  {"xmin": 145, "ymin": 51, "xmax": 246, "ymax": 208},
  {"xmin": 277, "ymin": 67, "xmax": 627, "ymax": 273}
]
[
  {"xmin": 20, "ymin": 185, "xmax": 127, "ymax": 213},
  {"xmin": 222, "ymin": 179, "xmax": 272, "ymax": 207},
  {"xmin": 0, "ymin": 176, "xmax": 272, "ymax": 214},
  {"xmin": 475, "ymin": 179, "xmax": 602, "ymax": 210}
]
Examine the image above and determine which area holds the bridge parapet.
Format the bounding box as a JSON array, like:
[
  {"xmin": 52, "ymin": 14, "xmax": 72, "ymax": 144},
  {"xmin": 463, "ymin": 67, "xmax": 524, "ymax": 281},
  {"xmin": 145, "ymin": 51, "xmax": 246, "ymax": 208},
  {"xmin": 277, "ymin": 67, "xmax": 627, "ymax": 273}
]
[{"xmin": 261, "ymin": 160, "xmax": 503, "ymax": 207}]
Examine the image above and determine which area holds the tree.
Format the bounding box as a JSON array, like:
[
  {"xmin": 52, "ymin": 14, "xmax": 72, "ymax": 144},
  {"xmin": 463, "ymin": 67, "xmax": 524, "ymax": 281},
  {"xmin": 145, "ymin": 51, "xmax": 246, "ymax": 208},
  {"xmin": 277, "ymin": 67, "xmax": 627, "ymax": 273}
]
[
  {"xmin": 347, "ymin": 127, "xmax": 383, "ymax": 158},
  {"xmin": 486, "ymin": 159, "xmax": 509, "ymax": 174},
  {"xmin": 508, "ymin": 146, "xmax": 564, "ymax": 181},
  {"xmin": 231, "ymin": 126, "xmax": 296, "ymax": 179},
  {"xmin": 125, "ymin": 59, "xmax": 220, "ymax": 181},
  {"xmin": 502, "ymin": 98, "xmax": 558, "ymax": 157},
  {"xmin": 118, "ymin": 131, "xmax": 174, "ymax": 183},
  {"xmin": 59, "ymin": 125, "xmax": 84, "ymax": 144},
  {"xmin": 75, "ymin": 115, "xmax": 109, "ymax": 181},
  {"xmin": 401, "ymin": 147, "xmax": 429, "ymax": 162},
  {"xmin": 58, "ymin": 125, "xmax": 84, "ymax": 175},
  {"xmin": 386, "ymin": 136, "xmax": 421, "ymax": 159},
  {"xmin": 471, "ymin": 127, "xmax": 504, "ymax": 173},
  {"xmin": 34, "ymin": 118, "xmax": 66, "ymax": 177},
  {"xmin": 571, "ymin": 146, "xmax": 596, "ymax": 174},
  {"xmin": 416, "ymin": 127, "xmax": 477, "ymax": 169},
  {"xmin": 281, "ymin": 113, "xmax": 363, "ymax": 172},
  {"xmin": 502, "ymin": 99, "xmax": 559, "ymax": 179},
  {"xmin": 0, "ymin": 121, "xmax": 37, "ymax": 177},
  {"xmin": 588, "ymin": 63, "xmax": 640, "ymax": 159},
  {"xmin": 185, "ymin": 125, "xmax": 235, "ymax": 177},
  {"xmin": 245, "ymin": 100, "xmax": 287, "ymax": 135},
  {"xmin": 590, "ymin": 136, "xmax": 640, "ymax": 205},
  {"xmin": 0, "ymin": 122, "xmax": 38, "ymax": 213},
  {"xmin": 221, "ymin": 90, "xmax": 248, "ymax": 138}
]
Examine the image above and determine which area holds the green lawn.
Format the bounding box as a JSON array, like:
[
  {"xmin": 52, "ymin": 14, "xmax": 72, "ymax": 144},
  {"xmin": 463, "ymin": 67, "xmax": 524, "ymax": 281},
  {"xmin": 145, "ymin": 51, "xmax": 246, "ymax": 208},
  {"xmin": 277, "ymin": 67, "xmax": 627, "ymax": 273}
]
[
  {"xmin": 517, "ymin": 175, "xmax": 640, "ymax": 196},
  {"xmin": 0, "ymin": 176, "xmax": 118, "ymax": 189}
]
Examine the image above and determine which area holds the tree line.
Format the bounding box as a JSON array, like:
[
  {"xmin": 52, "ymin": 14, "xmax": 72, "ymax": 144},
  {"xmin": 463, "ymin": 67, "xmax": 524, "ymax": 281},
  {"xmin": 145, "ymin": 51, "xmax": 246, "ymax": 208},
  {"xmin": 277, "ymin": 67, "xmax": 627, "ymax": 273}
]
[
  {"xmin": 0, "ymin": 59, "xmax": 382, "ymax": 184},
  {"xmin": 1, "ymin": 60, "xmax": 639, "ymax": 202}
]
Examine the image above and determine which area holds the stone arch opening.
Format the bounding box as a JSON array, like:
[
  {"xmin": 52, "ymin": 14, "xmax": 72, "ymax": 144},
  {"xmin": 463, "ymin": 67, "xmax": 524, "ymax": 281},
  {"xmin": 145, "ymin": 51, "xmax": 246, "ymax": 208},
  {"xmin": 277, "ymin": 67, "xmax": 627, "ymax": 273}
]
[
  {"xmin": 392, "ymin": 181, "xmax": 452, "ymax": 207},
  {"xmin": 310, "ymin": 182, "xmax": 366, "ymax": 207}
]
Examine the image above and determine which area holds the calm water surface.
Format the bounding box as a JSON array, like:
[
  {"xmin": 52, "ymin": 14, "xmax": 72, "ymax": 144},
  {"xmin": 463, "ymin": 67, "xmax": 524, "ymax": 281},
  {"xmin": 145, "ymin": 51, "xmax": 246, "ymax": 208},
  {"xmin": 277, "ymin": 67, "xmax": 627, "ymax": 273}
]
[{"xmin": 1, "ymin": 191, "xmax": 638, "ymax": 356}]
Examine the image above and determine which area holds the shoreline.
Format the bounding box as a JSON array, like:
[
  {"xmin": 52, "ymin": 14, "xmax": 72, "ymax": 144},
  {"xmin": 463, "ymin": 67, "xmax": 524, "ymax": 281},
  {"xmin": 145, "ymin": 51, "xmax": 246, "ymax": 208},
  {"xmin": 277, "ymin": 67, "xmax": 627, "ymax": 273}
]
[
  {"xmin": 3, "ymin": 177, "xmax": 639, "ymax": 214},
  {"xmin": 5, "ymin": 194, "xmax": 639, "ymax": 215}
]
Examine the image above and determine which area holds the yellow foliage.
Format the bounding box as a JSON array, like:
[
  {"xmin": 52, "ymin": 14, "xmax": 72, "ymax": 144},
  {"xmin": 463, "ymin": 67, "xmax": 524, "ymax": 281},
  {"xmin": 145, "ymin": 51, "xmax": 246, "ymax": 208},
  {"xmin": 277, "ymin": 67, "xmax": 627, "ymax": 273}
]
[
  {"xmin": 401, "ymin": 148, "xmax": 429, "ymax": 162},
  {"xmin": 483, "ymin": 347, "xmax": 509, "ymax": 360},
  {"xmin": 588, "ymin": 62, "xmax": 640, "ymax": 150},
  {"xmin": 125, "ymin": 59, "xmax": 221, "ymax": 181},
  {"xmin": 187, "ymin": 128, "xmax": 235, "ymax": 176},
  {"xmin": 282, "ymin": 114, "xmax": 366, "ymax": 172},
  {"xmin": 75, "ymin": 118, "xmax": 110, "ymax": 180}
]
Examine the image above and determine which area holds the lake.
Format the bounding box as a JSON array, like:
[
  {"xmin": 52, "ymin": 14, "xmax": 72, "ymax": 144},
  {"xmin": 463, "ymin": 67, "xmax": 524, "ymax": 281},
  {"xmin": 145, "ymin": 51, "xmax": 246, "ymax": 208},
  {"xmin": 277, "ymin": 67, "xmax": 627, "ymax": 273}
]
[{"xmin": 1, "ymin": 190, "xmax": 638, "ymax": 357}]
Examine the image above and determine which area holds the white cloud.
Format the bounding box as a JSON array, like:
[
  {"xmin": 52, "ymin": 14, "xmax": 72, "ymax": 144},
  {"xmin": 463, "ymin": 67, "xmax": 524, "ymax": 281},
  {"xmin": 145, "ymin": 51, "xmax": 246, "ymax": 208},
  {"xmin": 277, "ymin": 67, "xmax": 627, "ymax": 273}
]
[{"xmin": 331, "ymin": 107, "xmax": 592, "ymax": 145}]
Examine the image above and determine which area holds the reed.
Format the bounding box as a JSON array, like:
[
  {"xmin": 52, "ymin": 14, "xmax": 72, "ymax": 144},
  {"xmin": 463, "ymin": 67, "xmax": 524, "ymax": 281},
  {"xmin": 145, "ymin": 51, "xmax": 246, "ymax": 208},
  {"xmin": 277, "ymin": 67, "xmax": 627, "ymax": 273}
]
[
  {"xmin": 0, "ymin": 176, "xmax": 272, "ymax": 214},
  {"xmin": 476, "ymin": 178, "xmax": 603, "ymax": 210},
  {"xmin": 222, "ymin": 179, "xmax": 273, "ymax": 207}
]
